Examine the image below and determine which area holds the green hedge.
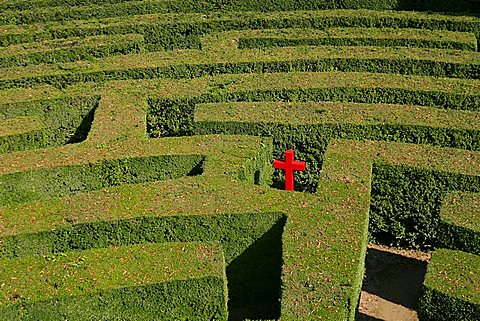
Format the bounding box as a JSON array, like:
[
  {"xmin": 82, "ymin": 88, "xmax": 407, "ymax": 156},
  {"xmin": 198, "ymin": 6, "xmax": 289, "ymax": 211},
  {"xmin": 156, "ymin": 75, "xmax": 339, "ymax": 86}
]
[
  {"xmin": 148, "ymin": 89, "xmax": 480, "ymax": 191},
  {"xmin": 0, "ymin": 154, "xmax": 205, "ymax": 206},
  {"xmin": 0, "ymin": 242, "xmax": 228, "ymax": 320},
  {"xmin": 0, "ymin": 34, "xmax": 145, "ymax": 68},
  {"xmin": 418, "ymin": 0, "xmax": 480, "ymax": 14},
  {"xmin": 0, "ymin": 116, "xmax": 46, "ymax": 154},
  {"xmin": 0, "ymin": 96, "xmax": 99, "ymax": 153},
  {"xmin": 437, "ymin": 191, "xmax": 480, "ymax": 255},
  {"xmin": 1, "ymin": 10, "xmax": 478, "ymax": 49},
  {"xmin": 0, "ymin": 0, "xmax": 477, "ymax": 25},
  {"xmin": 147, "ymin": 97, "xmax": 195, "ymax": 137},
  {"xmin": 239, "ymin": 36, "xmax": 476, "ymax": 51},
  {"xmin": 0, "ymin": 278, "xmax": 227, "ymax": 321},
  {"xmin": 0, "ymin": 212, "xmax": 286, "ymax": 314},
  {"xmin": 370, "ymin": 164, "xmax": 480, "ymax": 249},
  {"xmin": 1, "ymin": 56, "xmax": 478, "ymax": 91},
  {"xmin": 418, "ymin": 249, "xmax": 480, "ymax": 321}
]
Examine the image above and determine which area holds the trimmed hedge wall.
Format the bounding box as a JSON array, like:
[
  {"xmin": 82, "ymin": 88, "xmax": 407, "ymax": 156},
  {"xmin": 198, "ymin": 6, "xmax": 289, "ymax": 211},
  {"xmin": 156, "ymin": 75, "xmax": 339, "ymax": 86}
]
[
  {"xmin": 148, "ymin": 90, "xmax": 480, "ymax": 192},
  {"xmin": 0, "ymin": 212, "xmax": 286, "ymax": 314},
  {"xmin": 418, "ymin": 249, "xmax": 480, "ymax": 321},
  {"xmin": 0, "ymin": 154, "xmax": 205, "ymax": 206},
  {"xmin": 0, "ymin": 34, "xmax": 145, "ymax": 68},
  {"xmin": 437, "ymin": 191, "xmax": 480, "ymax": 255},
  {"xmin": 1, "ymin": 53, "xmax": 478, "ymax": 90},
  {"xmin": 0, "ymin": 0, "xmax": 477, "ymax": 25},
  {"xmin": 238, "ymin": 36, "xmax": 477, "ymax": 51},
  {"xmin": 438, "ymin": 221, "xmax": 480, "ymax": 255},
  {"xmin": 0, "ymin": 278, "xmax": 227, "ymax": 321},
  {"xmin": 1, "ymin": 10, "xmax": 478, "ymax": 49},
  {"xmin": 370, "ymin": 164, "xmax": 480, "ymax": 249},
  {"xmin": 0, "ymin": 242, "xmax": 228, "ymax": 320},
  {"xmin": 0, "ymin": 95, "xmax": 99, "ymax": 154}
]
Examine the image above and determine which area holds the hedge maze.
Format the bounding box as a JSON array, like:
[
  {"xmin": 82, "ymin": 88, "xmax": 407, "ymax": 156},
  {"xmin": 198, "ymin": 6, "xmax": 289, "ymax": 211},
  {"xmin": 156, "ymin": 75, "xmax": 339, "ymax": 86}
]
[{"xmin": 0, "ymin": 0, "xmax": 479, "ymax": 320}]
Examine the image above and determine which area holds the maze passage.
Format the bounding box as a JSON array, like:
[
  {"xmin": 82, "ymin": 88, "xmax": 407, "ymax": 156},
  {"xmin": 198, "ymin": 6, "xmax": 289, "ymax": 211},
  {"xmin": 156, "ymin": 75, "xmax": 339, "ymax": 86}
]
[{"xmin": 0, "ymin": 1, "xmax": 479, "ymax": 320}]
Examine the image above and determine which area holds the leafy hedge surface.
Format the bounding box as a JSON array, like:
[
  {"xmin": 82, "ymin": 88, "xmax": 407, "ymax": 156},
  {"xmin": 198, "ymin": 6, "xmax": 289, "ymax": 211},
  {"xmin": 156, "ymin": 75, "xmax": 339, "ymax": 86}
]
[
  {"xmin": 0, "ymin": 212, "xmax": 285, "ymax": 312},
  {"xmin": 0, "ymin": 154, "xmax": 205, "ymax": 206},
  {"xmin": 370, "ymin": 164, "xmax": 480, "ymax": 249},
  {"xmin": 148, "ymin": 83, "xmax": 480, "ymax": 192},
  {"xmin": 0, "ymin": 0, "xmax": 477, "ymax": 25},
  {"xmin": 0, "ymin": 242, "xmax": 228, "ymax": 321},
  {"xmin": 237, "ymin": 28, "xmax": 478, "ymax": 51},
  {"xmin": 437, "ymin": 191, "xmax": 480, "ymax": 255},
  {"xmin": 418, "ymin": 249, "xmax": 480, "ymax": 321},
  {"xmin": 0, "ymin": 96, "xmax": 99, "ymax": 153},
  {"xmin": 1, "ymin": 47, "xmax": 478, "ymax": 90},
  {"xmin": 0, "ymin": 34, "xmax": 145, "ymax": 68},
  {"xmin": 1, "ymin": 1, "xmax": 479, "ymax": 319},
  {"xmin": 1, "ymin": 10, "xmax": 479, "ymax": 48}
]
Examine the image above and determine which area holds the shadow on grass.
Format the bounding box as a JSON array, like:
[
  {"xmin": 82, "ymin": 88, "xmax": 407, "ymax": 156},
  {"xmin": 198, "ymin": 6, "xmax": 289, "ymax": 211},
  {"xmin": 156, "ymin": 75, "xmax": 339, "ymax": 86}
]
[{"xmin": 227, "ymin": 217, "xmax": 285, "ymax": 321}]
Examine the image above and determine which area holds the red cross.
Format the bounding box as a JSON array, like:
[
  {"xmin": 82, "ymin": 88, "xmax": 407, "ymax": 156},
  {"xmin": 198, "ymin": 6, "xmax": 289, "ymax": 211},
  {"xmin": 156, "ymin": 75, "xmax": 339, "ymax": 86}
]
[{"xmin": 273, "ymin": 150, "xmax": 306, "ymax": 191}]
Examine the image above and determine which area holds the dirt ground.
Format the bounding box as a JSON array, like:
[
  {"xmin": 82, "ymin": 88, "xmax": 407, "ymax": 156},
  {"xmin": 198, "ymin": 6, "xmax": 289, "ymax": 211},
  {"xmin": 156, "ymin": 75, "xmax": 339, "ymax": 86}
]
[{"xmin": 356, "ymin": 244, "xmax": 431, "ymax": 321}]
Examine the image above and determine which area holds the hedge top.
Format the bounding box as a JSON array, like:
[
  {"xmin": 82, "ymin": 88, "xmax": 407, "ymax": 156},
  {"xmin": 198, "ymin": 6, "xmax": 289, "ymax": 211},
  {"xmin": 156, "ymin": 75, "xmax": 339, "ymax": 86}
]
[
  {"xmin": 424, "ymin": 249, "xmax": 480, "ymax": 305},
  {"xmin": 441, "ymin": 191, "xmax": 480, "ymax": 232},
  {"xmin": 0, "ymin": 242, "xmax": 225, "ymax": 308}
]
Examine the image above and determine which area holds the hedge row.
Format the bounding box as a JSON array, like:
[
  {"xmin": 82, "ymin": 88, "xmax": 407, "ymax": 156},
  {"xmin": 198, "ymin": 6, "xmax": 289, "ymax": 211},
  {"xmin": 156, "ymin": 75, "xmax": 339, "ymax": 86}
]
[
  {"xmin": 370, "ymin": 164, "xmax": 480, "ymax": 249},
  {"xmin": 437, "ymin": 191, "xmax": 480, "ymax": 255},
  {"xmin": 418, "ymin": 249, "xmax": 480, "ymax": 321},
  {"xmin": 0, "ymin": 117, "xmax": 45, "ymax": 154},
  {"xmin": 0, "ymin": 0, "xmax": 133, "ymax": 13},
  {"xmin": 0, "ymin": 10, "xmax": 478, "ymax": 48},
  {"xmin": 0, "ymin": 242, "xmax": 228, "ymax": 321},
  {"xmin": 0, "ymin": 154, "xmax": 205, "ymax": 206},
  {"xmin": 239, "ymin": 35, "xmax": 477, "ymax": 51},
  {"xmin": 0, "ymin": 34, "xmax": 145, "ymax": 68},
  {"xmin": 0, "ymin": 0, "xmax": 477, "ymax": 25},
  {"xmin": 1, "ymin": 52, "xmax": 478, "ymax": 91},
  {"xmin": 0, "ymin": 95, "xmax": 99, "ymax": 153},
  {"xmin": 0, "ymin": 212, "xmax": 286, "ymax": 314},
  {"xmin": 148, "ymin": 87, "xmax": 480, "ymax": 192}
]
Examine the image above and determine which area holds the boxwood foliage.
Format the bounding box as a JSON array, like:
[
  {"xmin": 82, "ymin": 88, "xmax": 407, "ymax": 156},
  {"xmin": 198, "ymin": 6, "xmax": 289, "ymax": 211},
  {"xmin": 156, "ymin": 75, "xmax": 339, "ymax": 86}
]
[
  {"xmin": 438, "ymin": 221, "xmax": 480, "ymax": 255},
  {"xmin": 0, "ymin": 96, "xmax": 100, "ymax": 154},
  {"xmin": 1, "ymin": 10, "xmax": 479, "ymax": 50},
  {"xmin": 0, "ymin": 242, "xmax": 228, "ymax": 321},
  {"xmin": 0, "ymin": 154, "xmax": 205, "ymax": 206},
  {"xmin": 148, "ymin": 88, "xmax": 480, "ymax": 191},
  {"xmin": 1, "ymin": 54, "xmax": 478, "ymax": 91},
  {"xmin": 0, "ymin": 212, "xmax": 286, "ymax": 316},
  {"xmin": 370, "ymin": 164, "xmax": 480, "ymax": 249},
  {"xmin": 238, "ymin": 35, "xmax": 477, "ymax": 51},
  {"xmin": 0, "ymin": 34, "xmax": 145, "ymax": 68},
  {"xmin": 0, "ymin": 0, "xmax": 477, "ymax": 25},
  {"xmin": 0, "ymin": 278, "xmax": 227, "ymax": 321},
  {"xmin": 437, "ymin": 192, "xmax": 480, "ymax": 255},
  {"xmin": 418, "ymin": 249, "xmax": 480, "ymax": 321}
]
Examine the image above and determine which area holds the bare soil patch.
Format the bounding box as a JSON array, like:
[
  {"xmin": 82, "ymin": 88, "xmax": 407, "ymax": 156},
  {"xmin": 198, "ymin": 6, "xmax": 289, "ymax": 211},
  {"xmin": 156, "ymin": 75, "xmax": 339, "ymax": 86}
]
[{"xmin": 356, "ymin": 244, "xmax": 431, "ymax": 321}]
